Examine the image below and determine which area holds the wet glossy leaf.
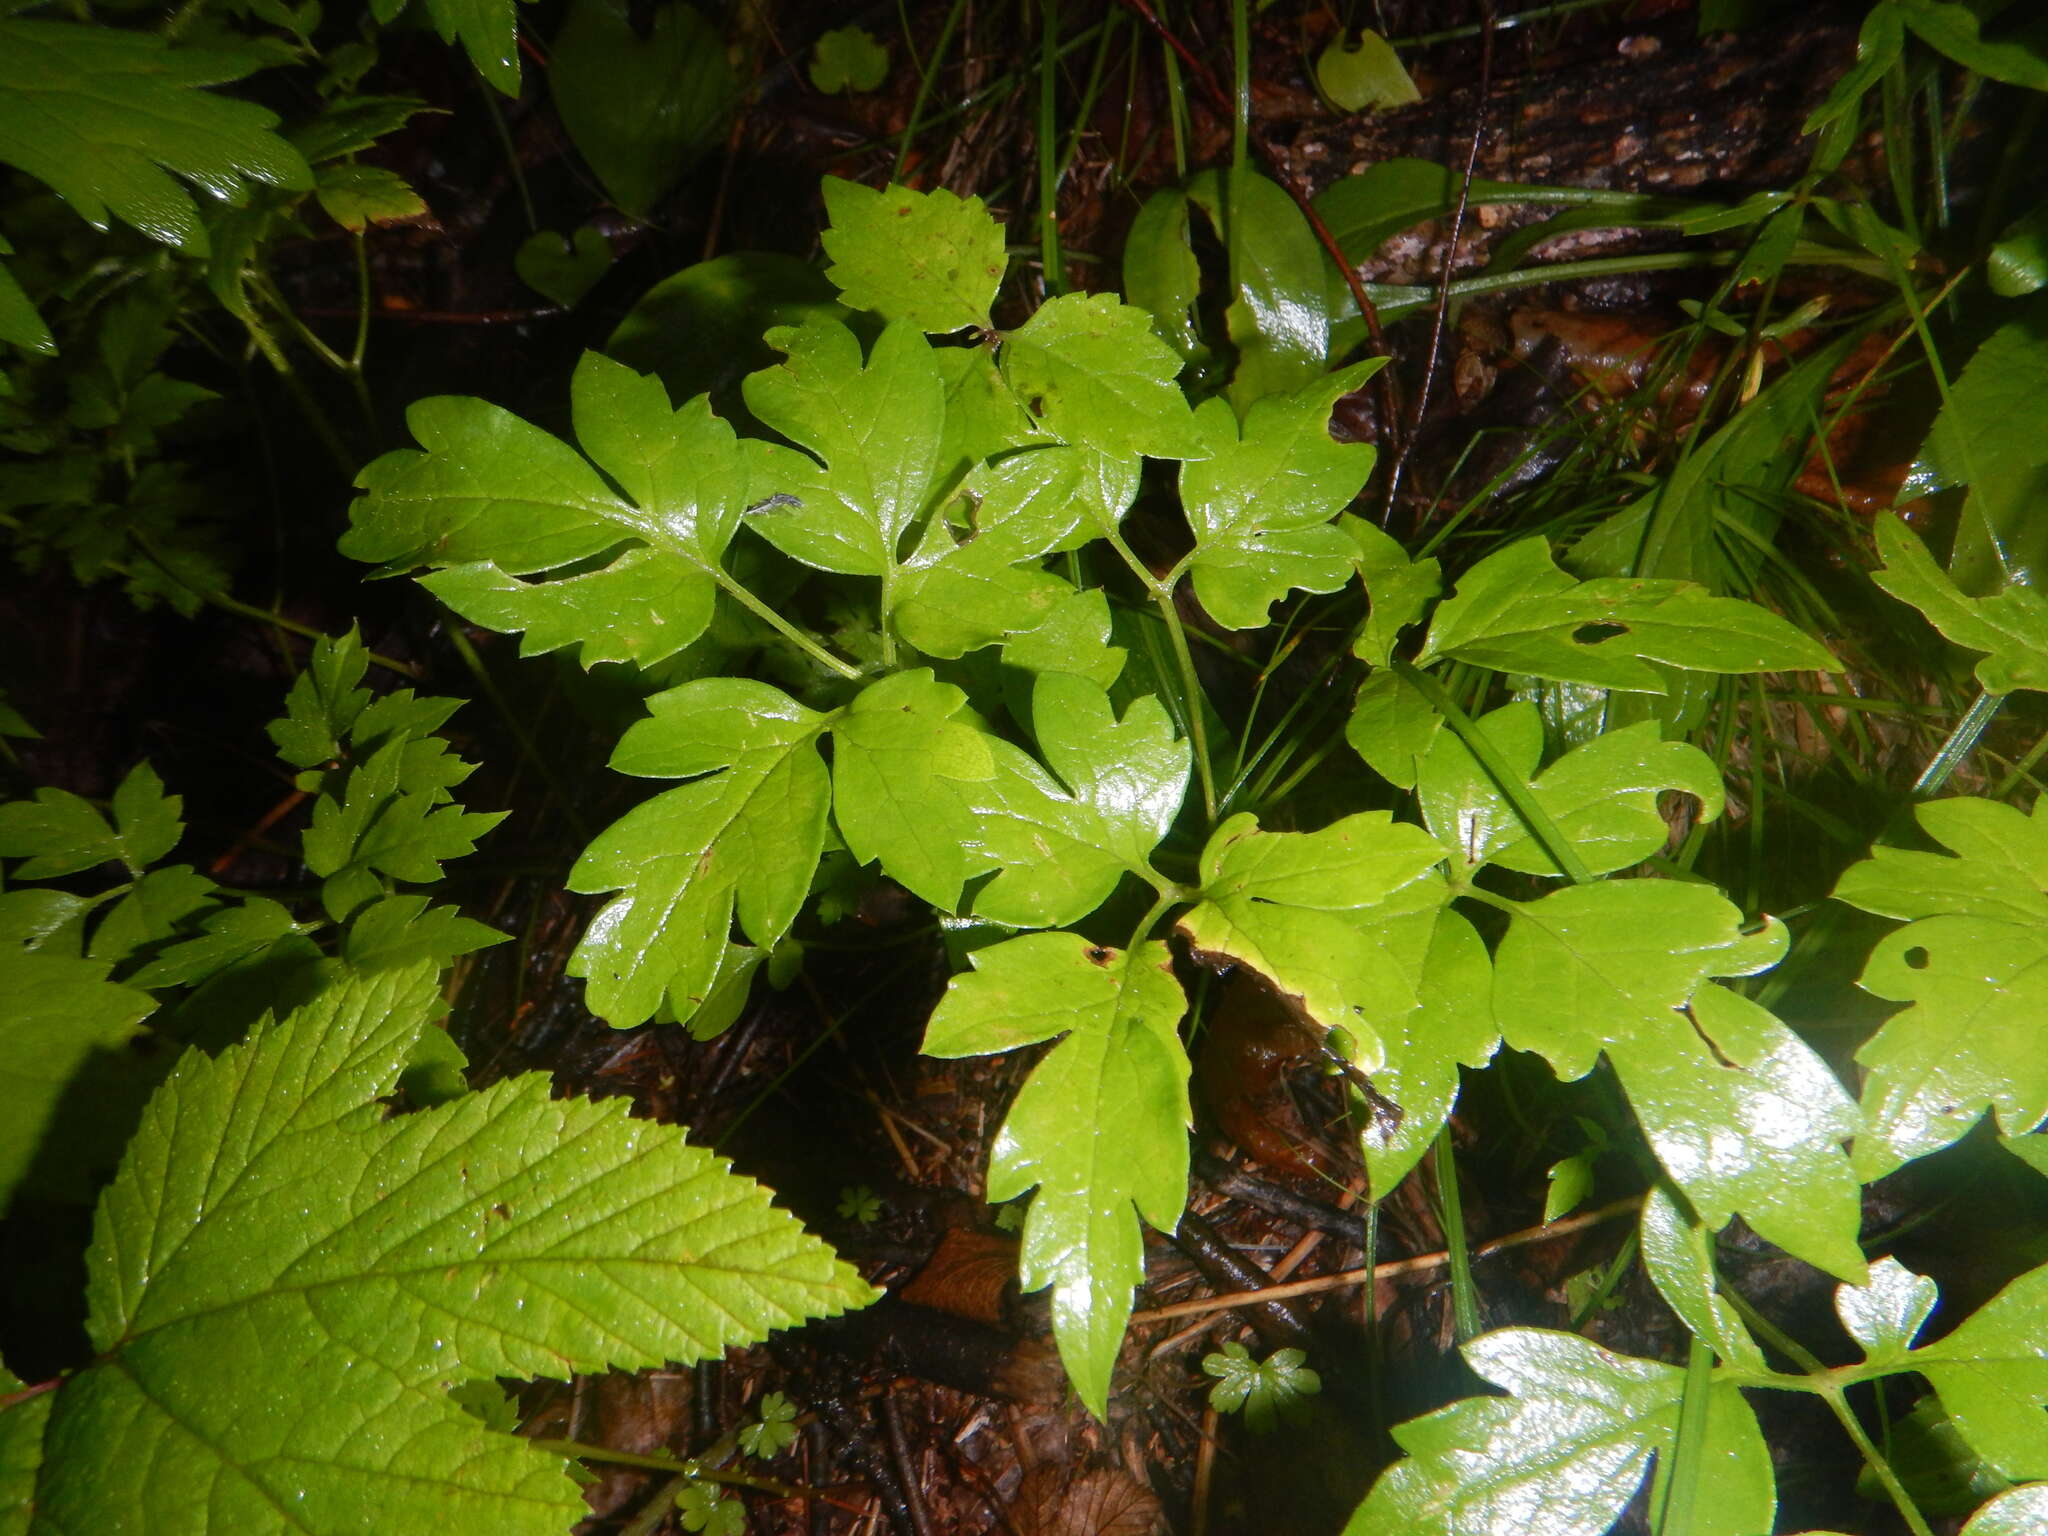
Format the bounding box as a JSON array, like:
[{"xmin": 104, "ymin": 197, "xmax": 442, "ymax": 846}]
[
  {"xmin": 1203, "ymin": 1342, "xmax": 1321, "ymax": 1432},
  {"xmin": 742, "ymin": 317, "xmax": 943, "ymax": 575},
  {"xmin": 1344, "ymin": 514, "xmax": 1442, "ymax": 669},
  {"xmin": 809, "ymin": 26, "xmax": 889, "ymax": 94},
  {"xmin": 1637, "ymin": 1185, "xmax": 1766, "ymax": 1372},
  {"xmin": 1316, "ymin": 29, "xmax": 1420, "ymax": 111},
  {"xmin": 1913, "ymin": 1259, "xmax": 2048, "ymax": 1480},
  {"xmin": 314, "ymin": 163, "xmax": 424, "ymax": 232},
  {"xmin": 1838, "ymin": 1256, "xmax": 1939, "ymax": 1368},
  {"xmin": 1415, "ymin": 702, "xmax": 1723, "ymax": 878},
  {"xmin": 0, "ymin": 762, "xmax": 180, "ymax": 879},
  {"xmin": 923, "ymin": 933, "xmax": 1189, "ymax": 1419},
  {"xmin": 1177, "ymin": 362, "xmax": 1381, "ymax": 628},
  {"xmin": 0, "ymin": 949, "xmax": 156, "ymax": 1209},
  {"xmin": 1988, "ymin": 202, "xmax": 2048, "ymax": 298},
  {"xmin": 1178, "ymin": 811, "xmax": 1447, "ymax": 1065},
  {"xmin": 569, "ymin": 678, "xmax": 830, "ymax": 1028},
  {"xmin": 1833, "ymin": 794, "xmax": 2048, "ymax": 1179},
  {"xmin": 1961, "ymin": 1485, "xmax": 2048, "ymax": 1535},
  {"xmin": 1000, "ymin": 291, "xmax": 1206, "ymax": 460},
  {"xmin": 1496, "ymin": 884, "xmax": 1863, "ymax": 1278},
  {"xmin": 1186, "ymin": 169, "xmax": 1330, "ymax": 411},
  {"xmin": 513, "ymin": 225, "xmax": 610, "ymax": 308},
  {"xmin": 550, "ymin": 0, "xmax": 731, "ymax": 216},
  {"xmin": 10, "ymin": 963, "xmax": 873, "ymax": 1533},
  {"xmin": 0, "ymin": 19, "xmax": 311, "ymax": 256},
  {"xmin": 1344, "ymin": 1329, "xmax": 1773, "ymax": 1536},
  {"xmin": 1419, "ymin": 536, "xmax": 1837, "ymax": 690},
  {"xmin": 1122, "ymin": 188, "xmax": 1206, "ymax": 364},
  {"xmin": 821, "ymin": 178, "xmax": 1005, "ymax": 333}
]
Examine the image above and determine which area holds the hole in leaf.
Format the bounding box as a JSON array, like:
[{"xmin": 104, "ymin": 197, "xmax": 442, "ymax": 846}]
[
  {"xmin": 1903, "ymin": 946, "xmax": 1930, "ymax": 969},
  {"xmin": 1572, "ymin": 622, "xmax": 1628, "ymax": 645}
]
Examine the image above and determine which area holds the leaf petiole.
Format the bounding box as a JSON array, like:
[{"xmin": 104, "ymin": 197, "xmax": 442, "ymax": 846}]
[{"xmin": 709, "ymin": 568, "xmax": 863, "ymax": 680}]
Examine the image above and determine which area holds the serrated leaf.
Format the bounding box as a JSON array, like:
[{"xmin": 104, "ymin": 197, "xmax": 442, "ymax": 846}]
[
  {"xmin": 1176, "ymin": 363, "xmax": 1379, "ymax": 628},
  {"xmin": 923, "ymin": 933, "xmax": 1189, "ymax": 1419},
  {"xmin": 268, "ymin": 629, "xmax": 373, "ymax": 768},
  {"xmin": 742, "ymin": 318, "xmax": 944, "ymax": 576},
  {"xmin": 819, "ymin": 178, "xmax": 1004, "ymax": 333},
  {"xmin": 22, "ymin": 963, "xmax": 872, "ymax": 1532},
  {"xmin": 349, "ymin": 355, "xmax": 752, "ymax": 669},
  {"xmin": 1869, "ymin": 511, "xmax": 2048, "ymax": 695},
  {"xmin": 1833, "ymin": 794, "xmax": 2048, "ymax": 1179},
  {"xmin": 1495, "ymin": 884, "xmax": 1863, "ymax": 1278},
  {"xmin": 1417, "ymin": 536, "xmax": 1837, "ymax": 691},
  {"xmin": 0, "ymin": 948, "xmax": 157, "ymax": 1209},
  {"xmin": 549, "ymin": 0, "xmax": 731, "ymax": 211},
  {"xmin": 1000, "ymin": 291, "xmax": 1206, "ymax": 461},
  {"xmin": 1915, "ymin": 1260, "xmax": 2048, "ymax": 1481},
  {"xmin": 1177, "ymin": 811, "xmax": 1448, "ymax": 1066},
  {"xmin": 88, "ymin": 865, "xmax": 220, "ymax": 969},
  {"xmin": 1416, "ymin": 702, "xmax": 1724, "ymax": 877},
  {"xmin": 303, "ymin": 736, "xmax": 504, "ymax": 921},
  {"xmin": 124, "ymin": 898, "xmax": 301, "ymax": 991},
  {"xmin": 1344, "ymin": 1329, "xmax": 1773, "ymax": 1536},
  {"xmin": 342, "ymin": 895, "xmax": 510, "ymax": 971},
  {"xmin": 0, "ymin": 762, "xmax": 180, "ymax": 878},
  {"xmin": 0, "ymin": 19, "xmax": 311, "ymax": 256},
  {"xmin": 1203, "ymin": 1341, "xmax": 1321, "ymax": 1432},
  {"xmin": 286, "ymin": 95, "xmax": 430, "ymax": 165},
  {"xmin": 0, "ymin": 1362, "xmax": 50, "ymax": 1535},
  {"xmin": 314, "ymin": 163, "xmax": 424, "ymax": 231},
  {"xmin": 809, "ymin": 24, "xmax": 889, "ymax": 93},
  {"xmin": 569, "ymin": 678, "xmax": 830, "ymax": 1027}
]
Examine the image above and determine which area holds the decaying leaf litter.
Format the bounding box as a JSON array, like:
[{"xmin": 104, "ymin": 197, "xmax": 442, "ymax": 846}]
[{"xmin": 6, "ymin": 1, "xmax": 2048, "ymax": 1534}]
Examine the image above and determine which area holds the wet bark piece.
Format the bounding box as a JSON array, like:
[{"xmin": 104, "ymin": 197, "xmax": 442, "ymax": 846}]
[{"xmin": 1271, "ymin": 8, "xmax": 1860, "ymax": 282}]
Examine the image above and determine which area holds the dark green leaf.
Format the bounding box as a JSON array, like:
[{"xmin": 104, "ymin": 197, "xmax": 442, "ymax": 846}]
[
  {"xmin": 809, "ymin": 26, "xmax": 889, "ymax": 94},
  {"xmin": 514, "ymin": 226, "xmax": 611, "ymax": 308},
  {"xmin": 1186, "ymin": 169, "xmax": 1331, "ymax": 411}
]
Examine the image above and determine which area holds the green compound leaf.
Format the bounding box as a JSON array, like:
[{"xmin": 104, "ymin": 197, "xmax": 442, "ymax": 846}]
[
  {"xmin": 820, "ymin": 178, "xmax": 1004, "ymax": 333},
  {"xmin": 742, "ymin": 318, "xmax": 944, "ymax": 576},
  {"xmin": 13, "ymin": 963, "xmax": 873, "ymax": 1534},
  {"xmin": 0, "ymin": 948, "xmax": 157, "ymax": 1210},
  {"xmin": 349, "ymin": 353, "xmax": 751, "ymax": 670},
  {"xmin": 569, "ymin": 678, "xmax": 830, "ymax": 1029},
  {"xmin": 819, "ymin": 180, "xmax": 1003, "ymax": 335},
  {"xmin": 0, "ymin": 19, "xmax": 311, "ymax": 256},
  {"xmin": 370, "ymin": 0, "xmax": 527, "ymax": 95},
  {"xmin": 1869, "ymin": 511, "xmax": 2048, "ymax": 695},
  {"xmin": 1495, "ymin": 883, "xmax": 1864, "ymax": 1280},
  {"xmin": 1417, "ymin": 535, "xmax": 1837, "ymax": 691},
  {"xmin": 0, "ymin": 762, "xmax": 181, "ymax": 879},
  {"xmin": 1832, "ymin": 795, "xmax": 2048, "ymax": 1179},
  {"xmin": 303, "ymin": 735, "xmax": 504, "ymax": 923},
  {"xmin": 1909, "ymin": 1259, "xmax": 2048, "ymax": 1482},
  {"xmin": 268, "ymin": 628, "xmax": 374, "ymax": 768},
  {"xmin": 1177, "ymin": 811, "xmax": 1448, "ymax": 1067},
  {"xmin": 1416, "ymin": 702, "xmax": 1724, "ymax": 878},
  {"xmin": 1176, "ymin": 362, "xmax": 1381, "ymax": 629},
  {"xmin": 1343, "ymin": 1328, "xmax": 1773, "ymax": 1536},
  {"xmin": 1202, "ymin": 1342, "xmax": 1322, "ymax": 1433},
  {"xmin": 1000, "ymin": 291, "xmax": 1207, "ymax": 461},
  {"xmin": 923, "ymin": 933, "xmax": 1190, "ymax": 1420}
]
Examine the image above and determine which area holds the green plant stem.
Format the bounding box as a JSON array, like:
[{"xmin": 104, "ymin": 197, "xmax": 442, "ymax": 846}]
[
  {"xmin": 1392, "ymin": 660, "xmax": 1594, "ymax": 885},
  {"xmin": 891, "ymin": 0, "xmax": 965, "ymax": 181},
  {"xmin": 709, "ymin": 569, "xmax": 862, "ymax": 680},
  {"xmin": 1229, "ymin": 0, "xmax": 1249, "ymax": 173},
  {"xmin": 478, "ymin": 71, "xmax": 538, "ymax": 235},
  {"xmin": 1912, "ymin": 687, "xmax": 2005, "ymax": 799},
  {"xmin": 1811, "ymin": 1386, "xmax": 1937, "ymax": 1536},
  {"xmin": 1432, "ymin": 1121, "xmax": 1482, "ymax": 1343},
  {"xmin": 1037, "ymin": 0, "xmax": 1065, "ymax": 295},
  {"xmin": 1653, "ymin": 1336, "xmax": 1714, "ymax": 1536},
  {"xmin": 1113, "ymin": 534, "xmax": 1218, "ymax": 820}
]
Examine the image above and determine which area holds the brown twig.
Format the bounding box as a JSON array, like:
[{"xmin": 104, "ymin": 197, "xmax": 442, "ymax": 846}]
[{"xmin": 1130, "ymin": 1195, "xmax": 1642, "ymax": 1327}]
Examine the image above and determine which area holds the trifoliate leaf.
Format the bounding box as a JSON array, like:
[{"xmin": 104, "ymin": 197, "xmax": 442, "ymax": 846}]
[
  {"xmin": 1495, "ymin": 884, "xmax": 1863, "ymax": 1279},
  {"xmin": 1176, "ymin": 363, "xmax": 1380, "ymax": 628},
  {"xmin": 0, "ymin": 762, "xmax": 180, "ymax": 878},
  {"xmin": 1868, "ymin": 511, "xmax": 2048, "ymax": 695},
  {"xmin": 350, "ymin": 354, "xmax": 752, "ymax": 670},
  {"xmin": 1415, "ymin": 702, "xmax": 1724, "ymax": 878},
  {"xmin": 1316, "ymin": 29, "xmax": 1421, "ymax": 111},
  {"xmin": 342, "ymin": 895, "xmax": 510, "ymax": 971},
  {"xmin": 548, "ymin": 0, "xmax": 732, "ymax": 213},
  {"xmin": 809, "ymin": 25, "xmax": 889, "ymax": 93},
  {"xmin": 0, "ymin": 19, "xmax": 312, "ymax": 256},
  {"xmin": 1417, "ymin": 536, "xmax": 1837, "ymax": 691},
  {"xmin": 1914, "ymin": 1260, "xmax": 2048, "ymax": 1481},
  {"xmin": 820, "ymin": 178, "xmax": 1005, "ymax": 333},
  {"xmin": 1000, "ymin": 291, "xmax": 1207, "ymax": 461},
  {"xmin": 513, "ymin": 225, "xmax": 611, "ymax": 308},
  {"xmin": 1833, "ymin": 794, "xmax": 2048, "ymax": 1179},
  {"xmin": 1343, "ymin": 514, "xmax": 1441, "ymax": 669},
  {"xmin": 569, "ymin": 678, "xmax": 831, "ymax": 1028},
  {"xmin": 1177, "ymin": 811, "xmax": 1448, "ymax": 1066},
  {"xmin": 314, "ymin": 163, "xmax": 425, "ymax": 231},
  {"xmin": 923, "ymin": 933, "xmax": 1189, "ymax": 1419},
  {"xmin": 1202, "ymin": 1341, "xmax": 1322, "ymax": 1432},
  {"xmin": 1343, "ymin": 1329, "xmax": 1773, "ymax": 1536},
  {"xmin": 0, "ymin": 949, "xmax": 156, "ymax": 1209},
  {"xmin": 742, "ymin": 318, "xmax": 944, "ymax": 576},
  {"xmin": 17, "ymin": 963, "xmax": 874, "ymax": 1532}
]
